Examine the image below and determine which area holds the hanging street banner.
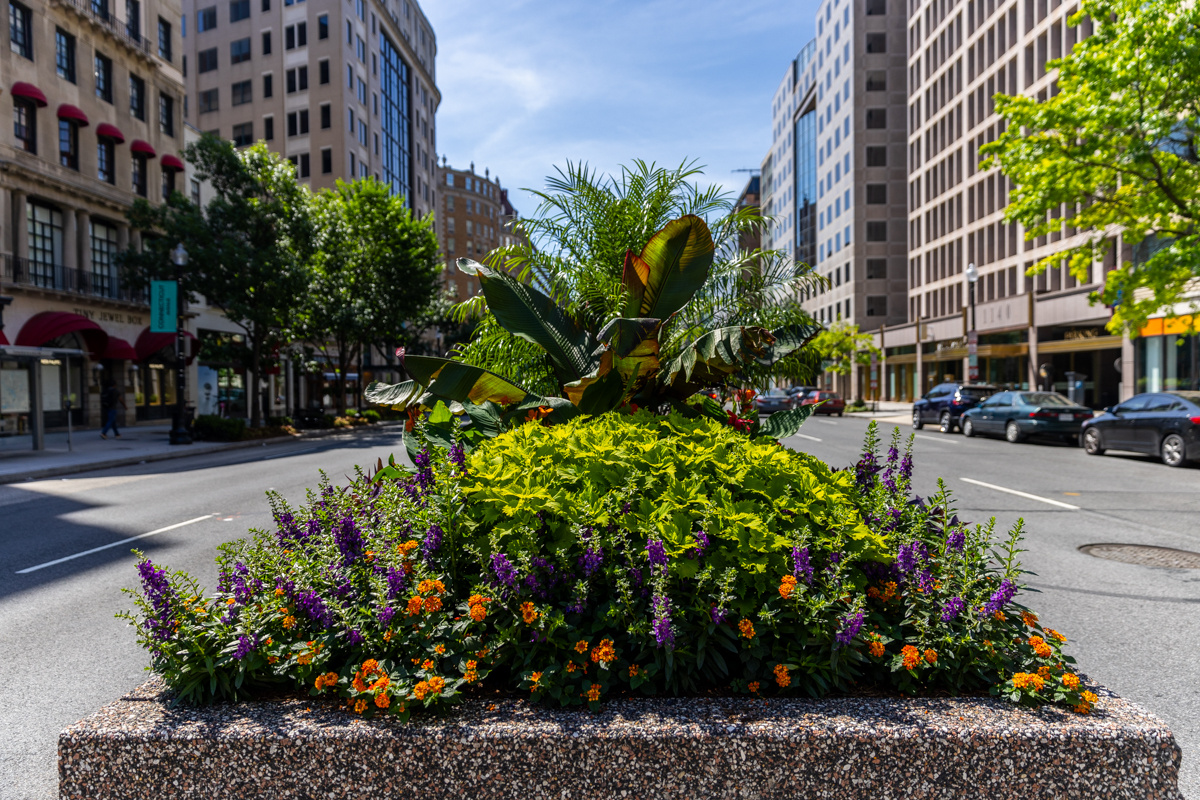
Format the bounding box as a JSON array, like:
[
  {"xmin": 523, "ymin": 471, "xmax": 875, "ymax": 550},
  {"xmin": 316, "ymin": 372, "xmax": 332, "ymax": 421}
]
[{"xmin": 150, "ymin": 281, "xmax": 177, "ymax": 333}]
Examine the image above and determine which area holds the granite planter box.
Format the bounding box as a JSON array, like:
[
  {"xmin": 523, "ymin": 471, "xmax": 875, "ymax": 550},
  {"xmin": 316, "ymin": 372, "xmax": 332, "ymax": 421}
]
[{"xmin": 60, "ymin": 678, "xmax": 1182, "ymax": 799}]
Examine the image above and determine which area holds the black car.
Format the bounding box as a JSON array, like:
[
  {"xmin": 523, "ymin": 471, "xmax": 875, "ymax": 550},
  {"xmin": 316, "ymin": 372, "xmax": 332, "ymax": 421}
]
[
  {"xmin": 959, "ymin": 391, "xmax": 1093, "ymax": 443},
  {"xmin": 912, "ymin": 382, "xmax": 998, "ymax": 433},
  {"xmin": 1080, "ymin": 391, "xmax": 1200, "ymax": 467}
]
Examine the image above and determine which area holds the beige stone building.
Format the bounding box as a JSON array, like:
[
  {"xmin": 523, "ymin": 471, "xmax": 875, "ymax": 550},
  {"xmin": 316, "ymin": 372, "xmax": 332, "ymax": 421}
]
[
  {"xmin": 2, "ymin": 0, "xmax": 187, "ymax": 446},
  {"xmin": 180, "ymin": 0, "xmax": 440, "ymax": 221},
  {"xmin": 437, "ymin": 160, "xmax": 522, "ymax": 301}
]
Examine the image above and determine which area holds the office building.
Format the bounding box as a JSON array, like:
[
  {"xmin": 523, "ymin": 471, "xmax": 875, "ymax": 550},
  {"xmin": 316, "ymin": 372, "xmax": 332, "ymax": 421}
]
[{"xmin": 437, "ymin": 160, "xmax": 522, "ymax": 300}]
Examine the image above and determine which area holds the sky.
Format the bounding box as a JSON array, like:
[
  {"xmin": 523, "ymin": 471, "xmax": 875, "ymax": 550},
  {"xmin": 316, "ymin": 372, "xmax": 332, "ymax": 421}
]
[{"xmin": 422, "ymin": 0, "xmax": 817, "ymax": 217}]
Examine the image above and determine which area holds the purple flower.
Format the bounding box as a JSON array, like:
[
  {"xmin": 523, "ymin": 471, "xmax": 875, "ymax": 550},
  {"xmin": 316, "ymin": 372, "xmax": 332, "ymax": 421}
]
[
  {"xmin": 652, "ymin": 594, "xmax": 674, "ymax": 648},
  {"xmin": 378, "ymin": 605, "xmax": 396, "ymax": 626},
  {"xmin": 835, "ymin": 610, "xmax": 865, "ymax": 647},
  {"xmin": 334, "ymin": 516, "xmax": 364, "ymax": 566},
  {"xmin": 346, "ymin": 628, "xmax": 364, "ymax": 647},
  {"xmin": 941, "ymin": 597, "xmax": 966, "ymax": 622},
  {"xmin": 829, "ymin": 552, "xmax": 842, "ymax": 564},
  {"xmin": 792, "ymin": 546, "xmax": 813, "ymax": 584},
  {"xmin": 646, "ymin": 539, "xmax": 668, "ymax": 568},
  {"xmin": 691, "ymin": 529, "xmax": 710, "ymax": 559},
  {"xmin": 490, "ymin": 553, "xmax": 519, "ymax": 588},
  {"xmin": 421, "ymin": 524, "xmax": 443, "ymax": 562},
  {"xmin": 983, "ymin": 578, "xmax": 1017, "ymax": 616},
  {"xmin": 578, "ymin": 545, "xmax": 604, "ymax": 578},
  {"xmin": 855, "ymin": 450, "xmax": 881, "ymax": 490},
  {"xmin": 386, "ymin": 567, "xmax": 406, "ymax": 599},
  {"xmin": 233, "ymin": 634, "xmax": 257, "ymax": 660},
  {"xmin": 621, "ymin": 502, "xmax": 632, "ymax": 514},
  {"xmin": 896, "ymin": 541, "xmax": 928, "ymax": 576},
  {"xmin": 887, "ymin": 444, "xmax": 899, "ymax": 467},
  {"xmin": 580, "ymin": 525, "xmax": 595, "ymax": 540},
  {"xmin": 136, "ymin": 559, "xmax": 176, "ymax": 642},
  {"xmin": 899, "ymin": 453, "xmax": 913, "ymax": 480},
  {"xmin": 710, "ymin": 606, "xmax": 729, "ymax": 625},
  {"xmin": 305, "ymin": 519, "xmax": 322, "ymax": 539},
  {"xmin": 274, "ymin": 512, "xmax": 302, "ymax": 545},
  {"xmin": 296, "ymin": 589, "xmax": 332, "ymax": 627},
  {"xmin": 448, "ymin": 442, "xmax": 466, "ymax": 473},
  {"xmin": 946, "ymin": 529, "xmax": 965, "ymax": 552}
]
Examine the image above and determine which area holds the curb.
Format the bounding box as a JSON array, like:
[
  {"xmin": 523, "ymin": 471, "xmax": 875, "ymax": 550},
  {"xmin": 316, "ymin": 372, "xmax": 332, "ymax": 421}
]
[{"xmin": 0, "ymin": 422, "xmax": 404, "ymax": 486}]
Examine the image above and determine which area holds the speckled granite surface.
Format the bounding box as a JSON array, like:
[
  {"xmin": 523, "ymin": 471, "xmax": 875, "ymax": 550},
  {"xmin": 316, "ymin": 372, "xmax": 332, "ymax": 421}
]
[{"xmin": 60, "ymin": 678, "xmax": 1182, "ymax": 799}]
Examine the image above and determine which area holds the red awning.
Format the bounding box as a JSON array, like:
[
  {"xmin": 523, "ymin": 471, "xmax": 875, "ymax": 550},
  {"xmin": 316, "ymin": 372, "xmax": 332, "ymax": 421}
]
[
  {"xmin": 15, "ymin": 312, "xmax": 109, "ymax": 359},
  {"xmin": 57, "ymin": 104, "xmax": 90, "ymax": 126},
  {"xmin": 11, "ymin": 81, "xmax": 48, "ymax": 107},
  {"xmin": 102, "ymin": 336, "xmax": 138, "ymax": 360},
  {"xmin": 0, "ymin": 329, "xmax": 9, "ymax": 346},
  {"xmin": 130, "ymin": 139, "xmax": 157, "ymax": 158},
  {"xmin": 95, "ymin": 122, "xmax": 125, "ymax": 143},
  {"xmin": 160, "ymin": 154, "xmax": 185, "ymax": 171},
  {"xmin": 135, "ymin": 327, "xmax": 197, "ymax": 363}
]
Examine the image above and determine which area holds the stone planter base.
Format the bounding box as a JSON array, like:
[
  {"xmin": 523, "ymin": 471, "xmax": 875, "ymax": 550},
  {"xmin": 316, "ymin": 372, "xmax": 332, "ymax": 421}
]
[{"xmin": 60, "ymin": 679, "xmax": 1182, "ymax": 799}]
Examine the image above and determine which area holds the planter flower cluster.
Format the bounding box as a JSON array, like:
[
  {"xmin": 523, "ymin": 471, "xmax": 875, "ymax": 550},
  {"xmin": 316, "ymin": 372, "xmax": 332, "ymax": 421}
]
[{"xmin": 123, "ymin": 413, "xmax": 1094, "ymax": 718}]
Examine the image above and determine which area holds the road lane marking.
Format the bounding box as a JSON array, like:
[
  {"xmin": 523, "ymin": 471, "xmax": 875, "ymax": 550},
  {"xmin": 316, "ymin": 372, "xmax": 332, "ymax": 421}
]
[
  {"xmin": 15, "ymin": 515, "xmax": 214, "ymax": 574},
  {"xmin": 814, "ymin": 419, "xmax": 838, "ymax": 426},
  {"xmin": 913, "ymin": 434, "xmax": 960, "ymax": 445},
  {"xmin": 960, "ymin": 478, "xmax": 1080, "ymax": 510},
  {"xmin": 793, "ymin": 433, "xmax": 822, "ymax": 442}
]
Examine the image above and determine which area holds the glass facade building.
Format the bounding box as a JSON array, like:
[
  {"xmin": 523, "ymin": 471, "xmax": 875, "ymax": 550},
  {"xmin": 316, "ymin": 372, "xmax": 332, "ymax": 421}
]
[
  {"xmin": 794, "ymin": 109, "xmax": 817, "ymax": 270},
  {"xmin": 379, "ymin": 33, "xmax": 412, "ymax": 207}
]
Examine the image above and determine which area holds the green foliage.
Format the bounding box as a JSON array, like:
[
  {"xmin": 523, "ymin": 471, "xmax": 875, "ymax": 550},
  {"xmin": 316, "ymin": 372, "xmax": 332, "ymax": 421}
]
[
  {"xmin": 810, "ymin": 322, "xmax": 881, "ymax": 376},
  {"xmin": 983, "ymin": 0, "xmax": 1200, "ymax": 334},
  {"xmin": 122, "ymin": 417, "xmax": 1088, "ymax": 717},
  {"xmin": 193, "ymin": 414, "xmax": 247, "ymax": 442}
]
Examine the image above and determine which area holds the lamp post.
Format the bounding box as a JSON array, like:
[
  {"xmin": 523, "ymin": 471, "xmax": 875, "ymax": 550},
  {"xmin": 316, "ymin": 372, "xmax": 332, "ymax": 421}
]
[
  {"xmin": 965, "ymin": 262, "xmax": 979, "ymax": 383},
  {"xmin": 169, "ymin": 243, "xmax": 192, "ymax": 444}
]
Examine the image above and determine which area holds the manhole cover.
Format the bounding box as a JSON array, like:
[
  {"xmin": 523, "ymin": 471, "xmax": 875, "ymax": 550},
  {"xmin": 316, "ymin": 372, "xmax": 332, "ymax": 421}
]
[{"xmin": 1079, "ymin": 543, "xmax": 1200, "ymax": 570}]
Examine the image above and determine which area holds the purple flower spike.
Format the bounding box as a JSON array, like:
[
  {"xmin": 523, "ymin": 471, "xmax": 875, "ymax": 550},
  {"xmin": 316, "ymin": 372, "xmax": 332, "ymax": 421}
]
[
  {"xmin": 646, "ymin": 539, "xmax": 668, "ymax": 568},
  {"xmin": 233, "ymin": 634, "xmax": 257, "ymax": 660},
  {"xmin": 490, "ymin": 553, "xmax": 519, "ymax": 588},
  {"xmin": 448, "ymin": 442, "xmax": 467, "ymax": 473},
  {"xmin": 946, "ymin": 529, "xmax": 965, "ymax": 552},
  {"xmin": 691, "ymin": 529, "xmax": 710, "ymax": 559},
  {"xmin": 835, "ymin": 610, "xmax": 865, "ymax": 647},
  {"xmin": 652, "ymin": 594, "xmax": 674, "ymax": 648},
  {"xmin": 136, "ymin": 559, "xmax": 177, "ymax": 642},
  {"xmin": 421, "ymin": 524, "xmax": 443, "ymax": 562},
  {"xmin": 792, "ymin": 546, "xmax": 814, "ymax": 584},
  {"xmin": 334, "ymin": 516, "xmax": 364, "ymax": 566},
  {"xmin": 983, "ymin": 578, "xmax": 1017, "ymax": 616},
  {"xmin": 710, "ymin": 606, "xmax": 729, "ymax": 625},
  {"xmin": 578, "ymin": 545, "xmax": 604, "ymax": 578},
  {"xmin": 941, "ymin": 597, "xmax": 966, "ymax": 622}
]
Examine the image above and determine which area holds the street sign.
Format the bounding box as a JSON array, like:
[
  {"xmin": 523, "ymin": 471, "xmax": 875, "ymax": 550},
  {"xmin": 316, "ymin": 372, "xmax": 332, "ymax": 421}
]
[
  {"xmin": 967, "ymin": 330, "xmax": 979, "ymax": 381},
  {"xmin": 150, "ymin": 281, "xmax": 177, "ymax": 333}
]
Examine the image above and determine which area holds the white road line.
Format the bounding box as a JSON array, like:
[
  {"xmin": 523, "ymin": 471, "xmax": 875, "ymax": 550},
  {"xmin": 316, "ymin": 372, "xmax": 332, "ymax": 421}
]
[
  {"xmin": 913, "ymin": 433, "xmax": 960, "ymax": 445},
  {"xmin": 793, "ymin": 433, "xmax": 823, "ymax": 442},
  {"xmin": 960, "ymin": 478, "xmax": 1080, "ymax": 510},
  {"xmin": 814, "ymin": 419, "xmax": 838, "ymax": 426},
  {"xmin": 15, "ymin": 515, "xmax": 214, "ymax": 574}
]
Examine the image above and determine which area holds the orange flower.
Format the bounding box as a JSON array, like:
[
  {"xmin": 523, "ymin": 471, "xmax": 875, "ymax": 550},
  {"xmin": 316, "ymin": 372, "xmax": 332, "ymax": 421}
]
[
  {"xmin": 1082, "ymin": 690, "xmax": 1098, "ymax": 704},
  {"xmin": 412, "ymin": 681, "xmax": 431, "ymax": 700},
  {"xmin": 747, "ymin": 681, "xmax": 761, "ymax": 694},
  {"xmin": 371, "ymin": 674, "xmax": 390, "ymax": 692},
  {"xmin": 354, "ymin": 699, "xmax": 368, "ymax": 714},
  {"xmin": 434, "ymin": 644, "xmax": 446, "ymax": 655},
  {"xmin": 993, "ymin": 610, "xmax": 1006, "ymax": 622},
  {"xmin": 296, "ymin": 652, "xmax": 313, "ymax": 666},
  {"xmin": 778, "ymin": 575, "xmax": 797, "ymax": 600},
  {"xmin": 773, "ymin": 663, "xmax": 791, "ymax": 688},
  {"xmin": 868, "ymin": 640, "xmax": 886, "ymax": 658},
  {"xmin": 428, "ymin": 676, "xmax": 446, "ymax": 693},
  {"xmin": 1062, "ymin": 673, "xmax": 1081, "ymax": 690},
  {"xmin": 590, "ymin": 639, "xmax": 616, "ymax": 664},
  {"xmin": 421, "ymin": 659, "xmax": 434, "ymax": 670},
  {"xmin": 521, "ymin": 602, "xmax": 538, "ymax": 624},
  {"xmin": 1021, "ymin": 611, "xmax": 1039, "ymax": 628},
  {"xmin": 565, "ymin": 661, "xmax": 578, "ymax": 673},
  {"xmin": 574, "ymin": 640, "xmax": 589, "ymax": 654},
  {"xmin": 374, "ymin": 693, "xmax": 391, "ymax": 709},
  {"xmin": 352, "ymin": 675, "xmax": 367, "ymax": 693},
  {"xmin": 282, "ymin": 615, "xmax": 296, "ymax": 629},
  {"xmin": 274, "ymin": 586, "xmax": 285, "ymax": 597},
  {"xmin": 406, "ymin": 596, "xmax": 424, "ymax": 616},
  {"xmin": 587, "ymin": 683, "xmax": 602, "ymax": 702},
  {"xmin": 529, "ymin": 671, "xmax": 544, "ymax": 690},
  {"xmin": 424, "ymin": 596, "xmax": 443, "ymax": 613},
  {"xmin": 1044, "ymin": 628, "xmax": 1067, "ymax": 644},
  {"xmin": 362, "ymin": 659, "xmax": 379, "ymax": 673},
  {"xmin": 383, "ymin": 629, "xmax": 393, "ymax": 642},
  {"xmin": 467, "ymin": 594, "xmax": 489, "ymax": 606},
  {"xmin": 1012, "ymin": 672, "xmax": 1045, "ymax": 691},
  {"xmin": 1028, "ymin": 636, "xmax": 1052, "ymax": 659},
  {"xmin": 738, "ymin": 618, "xmax": 756, "ymax": 639},
  {"xmin": 397, "ymin": 540, "xmax": 419, "ymax": 555},
  {"xmin": 417, "ymin": 579, "xmax": 445, "ymax": 595},
  {"xmin": 470, "ymin": 604, "xmax": 487, "ymax": 622},
  {"xmin": 1037, "ymin": 666, "xmax": 1051, "ymax": 679},
  {"xmin": 627, "ymin": 664, "xmax": 640, "ymax": 678},
  {"xmin": 1074, "ymin": 702, "xmax": 1092, "ymax": 714},
  {"xmin": 901, "ymin": 645, "xmax": 921, "ymax": 671},
  {"xmin": 924, "ymin": 648, "xmax": 937, "ymax": 665}
]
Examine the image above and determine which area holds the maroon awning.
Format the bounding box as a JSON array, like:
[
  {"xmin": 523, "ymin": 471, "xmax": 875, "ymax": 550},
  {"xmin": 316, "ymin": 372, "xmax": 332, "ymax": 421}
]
[
  {"xmin": 15, "ymin": 311, "xmax": 108, "ymax": 359},
  {"xmin": 11, "ymin": 81, "xmax": 48, "ymax": 107},
  {"xmin": 102, "ymin": 336, "xmax": 138, "ymax": 361},
  {"xmin": 160, "ymin": 154, "xmax": 185, "ymax": 171},
  {"xmin": 57, "ymin": 104, "xmax": 90, "ymax": 126},
  {"xmin": 135, "ymin": 327, "xmax": 197, "ymax": 363},
  {"xmin": 95, "ymin": 122, "xmax": 125, "ymax": 143},
  {"xmin": 130, "ymin": 139, "xmax": 157, "ymax": 158},
  {"xmin": 0, "ymin": 329, "xmax": 9, "ymax": 346}
]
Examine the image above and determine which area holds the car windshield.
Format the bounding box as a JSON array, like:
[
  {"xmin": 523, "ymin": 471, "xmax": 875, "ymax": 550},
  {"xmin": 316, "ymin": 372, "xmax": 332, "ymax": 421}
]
[
  {"xmin": 1169, "ymin": 391, "xmax": 1200, "ymax": 403},
  {"xmin": 959, "ymin": 386, "xmax": 997, "ymax": 399},
  {"xmin": 765, "ymin": 389, "xmax": 789, "ymax": 397},
  {"xmin": 1019, "ymin": 392, "xmax": 1072, "ymax": 407}
]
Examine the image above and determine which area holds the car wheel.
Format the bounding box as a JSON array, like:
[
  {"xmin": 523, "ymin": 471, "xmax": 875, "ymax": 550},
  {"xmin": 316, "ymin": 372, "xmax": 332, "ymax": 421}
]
[
  {"xmin": 912, "ymin": 409, "xmax": 923, "ymax": 430},
  {"xmin": 939, "ymin": 411, "xmax": 954, "ymax": 433},
  {"xmin": 1005, "ymin": 421, "xmax": 1025, "ymax": 443},
  {"xmin": 837, "ymin": 410, "xmax": 843, "ymax": 417},
  {"xmin": 1161, "ymin": 433, "xmax": 1187, "ymax": 467},
  {"xmin": 1083, "ymin": 428, "xmax": 1105, "ymax": 455},
  {"xmin": 961, "ymin": 418, "xmax": 975, "ymax": 438}
]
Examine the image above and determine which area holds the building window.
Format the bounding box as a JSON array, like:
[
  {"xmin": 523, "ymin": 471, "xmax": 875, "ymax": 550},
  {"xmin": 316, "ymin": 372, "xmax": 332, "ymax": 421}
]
[
  {"xmin": 263, "ymin": 115, "xmax": 273, "ymax": 139},
  {"xmin": 97, "ymin": 138, "xmax": 115, "ymax": 183},
  {"xmin": 358, "ymin": 119, "xmax": 366, "ymax": 145},
  {"xmin": 198, "ymin": 47, "xmax": 218, "ymax": 72},
  {"xmin": 866, "ymin": 258, "xmax": 888, "ymax": 279},
  {"xmin": 298, "ymin": 152, "xmax": 310, "ymax": 178},
  {"xmin": 59, "ymin": 119, "xmax": 79, "ymax": 170},
  {"xmin": 56, "ymin": 29, "xmax": 77, "ymax": 82},
  {"xmin": 261, "ymin": 30, "xmax": 271, "ymax": 54},
  {"xmin": 191, "ymin": 177, "xmax": 201, "ymax": 204},
  {"xmin": 229, "ymin": 0, "xmax": 249, "ymax": 22},
  {"xmin": 866, "ymin": 184, "xmax": 887, "ymax": 204},
  {"xmin": 866, "ymin": 0, "xmax": 885, "ymax": 13},
  {"xmin": 260, "ymin": 0, "xmax": 268, "ymax": 10},
  {"xmin": 285, "ymin": 21, "xmax": 306, "ymax": 48},
  {"xmin": 126, "ymin": 0, "xmax": 141, "ymax": 40},
  {"xmin": 13, "ymin": 98, "xmax": 36, "ymax": 153},
  {"xmin": 866, "ymin": 295, "xmax": 887, "ymax": 316},
  {"xmin": 132, "ymin": 156, "xmax": 147, "ymax": 195},
  {"xmin": 318, "ymin": 58, "xmax": 330, "ymax": 84},
  {"xmin": 357, "ymin": 77, "xmax": 366, "ymax": 103},
  {"xmin": 866, "ymin": 145, "xmax": 887, "ymax": 167},
  {"xmin": 321, "ymin": 147, "xmax": 331, "ymax": 173},
  {"xmin": 286, "ymin": 66, "xmax": 308, "ymax": 93},
  {"xmin": 866, "ymin": 71, "xmax": 886, "ymax": 91},
  {"xmin": 159, "ymin": 93, "xmax": 175, "ymax": 136},
  {"xmin": 128, "ymin": 75, "xmax": 146, "ymax": 119},
  {"xmin": 379, "ymin": 33, "xmax": 411, "ymax": 204},
  {"xmin": 158, "ymin": 17, "xmax": 172, "ymax": 60},
  {"xmin": 199, "ymin": 88, "xmax": 219, "ymax": 113},
  {"xmin": 286, "ymin": 109, "xmax": 309, "ymax": 136},
  {"xmin": 230, "ymin": 37, "xmax": 251, "ymax": 63},
  {"xmin": 95, "ymin": 54, "xmax": 113, "ymax": 102},
  {"xmin": 262, "ymin": 73, "xmax": 273, "ymax": 98},
  {"xmin": 10, "ymin": 1, "xmax": 33, "ymax": 59},
  {"xmin": 319, "ymin": 102, "xmax": 331, "ymax": 129},
  {"xmin": 231, "ymin": 79, "xmax": 252, "ymax": 105},
  {"xmin": 90, "ymin": 220, "xmax": 119, "ymax": 295},
  {"xmin": 865, "ymin": 32, "xmax": 886, "ymax": 53},
  {"xmin": 318, "ymin": 13, "xmax": 328, "ymax": 38},
  {"xmin": 232, "ymin": 121, "xmax": 252, "ymax": 146},
  {"xmin": 866, "ymin": 221, "xmax": 887, "ymax": 241},
  {"xmin": 27, "ymin": 202, "xmax": 63, "ymax": 281},
  {"xmin": 865, "ymin": 108, "xmax": 887, "ymax": 128},
  {"xmin": 162, "ymin": 168, "xmax": 177, "ymax": 199},
  {"xmin": 197, "ymin": 5, "xmax": 216, "ymax": 30},
  {"xmin": 356, "ymin": 35, "xmax": 366, "ymax": 62}
]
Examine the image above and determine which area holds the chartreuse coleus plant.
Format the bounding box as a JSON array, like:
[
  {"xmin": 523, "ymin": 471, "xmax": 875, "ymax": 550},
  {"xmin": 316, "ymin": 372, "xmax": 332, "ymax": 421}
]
[{"xmin": 365, "ymin": 215, "xmax": 821, "ymax": 445}]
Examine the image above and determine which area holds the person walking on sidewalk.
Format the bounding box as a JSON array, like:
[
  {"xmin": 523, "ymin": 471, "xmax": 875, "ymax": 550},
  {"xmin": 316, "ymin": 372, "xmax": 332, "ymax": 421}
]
[{"xmin": 100, "ymin": 380, "xmax": 126, "ymax": 439}]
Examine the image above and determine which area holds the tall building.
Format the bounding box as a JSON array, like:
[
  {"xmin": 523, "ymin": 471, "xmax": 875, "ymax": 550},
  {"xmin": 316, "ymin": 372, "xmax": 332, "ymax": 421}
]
[
  {"xmin": 437, "ymin": 160, "xmax": 520, "ymax": 301},
  {"xmin": 889, "ymin": 0, "xmax": 1127, "ymax": 405},
  {"xmin": 2, "ymin": 0, "xmax": 188, "ymax": 445},
  {"xmin": 180, "ymin": 0, "xmax": 440, "ymax": 219}
]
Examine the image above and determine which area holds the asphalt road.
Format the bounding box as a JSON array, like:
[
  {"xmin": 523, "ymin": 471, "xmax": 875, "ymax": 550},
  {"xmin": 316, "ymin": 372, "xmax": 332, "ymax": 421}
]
[{"xmin": 1, "ymin": 417, "xmax": 1197, "ymax": 798}]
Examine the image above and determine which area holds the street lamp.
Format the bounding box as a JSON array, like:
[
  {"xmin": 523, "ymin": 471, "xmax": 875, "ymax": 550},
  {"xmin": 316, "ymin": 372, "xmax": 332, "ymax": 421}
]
[
  {"xmin": 169, "ymin": 243, "xmax": 192, "ymax": 445},
  {"xmin": 965, "ymin": 262, "xmax": 979, "ymax": 382}
]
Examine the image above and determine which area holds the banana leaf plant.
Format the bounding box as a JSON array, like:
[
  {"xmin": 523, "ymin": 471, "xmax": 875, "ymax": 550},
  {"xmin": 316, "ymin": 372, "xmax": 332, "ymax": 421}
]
[{"xmin": 365, "ymin": 214, "xmax": 820, "ymax": 443}]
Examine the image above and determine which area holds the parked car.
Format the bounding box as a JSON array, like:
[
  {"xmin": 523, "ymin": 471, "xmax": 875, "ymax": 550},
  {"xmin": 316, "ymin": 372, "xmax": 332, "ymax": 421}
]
[
  {"xmin": 1079, "ymin": 391, "xmax": 1200, "ymax": 467},
  {"xmin": 912, "ymin": 383, "xmax": 998, "ymax": 432},
  {"xmin": 788, "ymin": 385, "xmax": 817, "ymax": 401},
  {"xmin": 960, "ymin": 391, "xmax": 1093, "ymax": 443},
  {"xmin": 755, "ymin": 388, "xmax": 794, "ymax": 414},
  {"xmin": 800, "ymin": 390, "xmax": 845, "ymax": 416}
]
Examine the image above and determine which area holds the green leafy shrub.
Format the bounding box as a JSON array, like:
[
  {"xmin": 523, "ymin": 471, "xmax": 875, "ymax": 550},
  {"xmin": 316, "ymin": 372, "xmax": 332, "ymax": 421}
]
[
  {"xmin": 122, "ymin": 415, "xmax": 1088, "ymax": 718},
  {"xmin": 193, "ymin": 414, "xmax": 247, "ymax": 442},
  {"xmin": 359, "ymin": 409, "xmax": 382, "ymax": 423}
]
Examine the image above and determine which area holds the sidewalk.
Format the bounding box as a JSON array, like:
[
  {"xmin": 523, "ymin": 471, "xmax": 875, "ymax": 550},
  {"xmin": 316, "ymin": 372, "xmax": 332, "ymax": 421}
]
[{"xmin": 0, "ymin": 422, "xmax": 402, "ymax": 485}]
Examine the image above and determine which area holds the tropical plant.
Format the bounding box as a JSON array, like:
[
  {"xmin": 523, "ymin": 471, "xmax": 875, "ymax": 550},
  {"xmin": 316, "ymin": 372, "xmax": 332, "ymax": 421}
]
[{"xmin": 367, "ymin": 212, "xmax": 821, "ymax": 441}]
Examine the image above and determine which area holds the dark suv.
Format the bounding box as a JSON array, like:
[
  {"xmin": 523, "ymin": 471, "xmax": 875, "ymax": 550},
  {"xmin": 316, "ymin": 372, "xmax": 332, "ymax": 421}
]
[{"xmin": 913, "ymin": 382, "xmax": 998, "ymax": 433}]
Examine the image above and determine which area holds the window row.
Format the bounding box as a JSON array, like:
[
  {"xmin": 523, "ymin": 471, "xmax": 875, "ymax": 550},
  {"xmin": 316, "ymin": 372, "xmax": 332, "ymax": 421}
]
[{"xmin": 10, "ymin": 1, "xmax": 173, "ymax": 61}]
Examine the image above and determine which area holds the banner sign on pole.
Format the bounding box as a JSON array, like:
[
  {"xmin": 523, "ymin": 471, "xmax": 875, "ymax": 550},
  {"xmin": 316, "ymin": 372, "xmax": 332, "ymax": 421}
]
[{"xmin": 150, "ymin": 281, "xmax": 177, "ymax": 333}]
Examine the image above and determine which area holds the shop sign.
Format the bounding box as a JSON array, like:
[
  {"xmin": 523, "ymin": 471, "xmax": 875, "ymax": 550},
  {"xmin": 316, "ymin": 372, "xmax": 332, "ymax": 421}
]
[{"xmin": 150, "ymin": 282, "xmax": 177, "ymax": 333}]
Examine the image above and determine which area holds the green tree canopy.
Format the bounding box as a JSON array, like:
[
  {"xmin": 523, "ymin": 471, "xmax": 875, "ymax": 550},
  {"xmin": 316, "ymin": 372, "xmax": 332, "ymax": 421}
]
[
  {"xmin": 810, "ymin": 321, "xmax": 881, "ymax": 376},
  {"xmin": 984, "ymin": 0, "xmax": 1200, "ymax": 334}
]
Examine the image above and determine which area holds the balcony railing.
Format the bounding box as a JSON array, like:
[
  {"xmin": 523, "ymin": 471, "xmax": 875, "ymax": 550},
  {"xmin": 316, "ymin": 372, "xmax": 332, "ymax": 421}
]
[
  {"xmin": 52, "ymin": 0, "xmax": 154, "ymax": 57},
  {"xmin": 0, "ymin": 254, "xmax": 147, "ymax": 303}
]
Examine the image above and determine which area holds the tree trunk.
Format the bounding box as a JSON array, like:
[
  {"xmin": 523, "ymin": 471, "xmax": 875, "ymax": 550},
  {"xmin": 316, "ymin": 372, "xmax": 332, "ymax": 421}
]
[{"xmin": 250, "ymin": 334, "xmax": 263, "ymax": 428}]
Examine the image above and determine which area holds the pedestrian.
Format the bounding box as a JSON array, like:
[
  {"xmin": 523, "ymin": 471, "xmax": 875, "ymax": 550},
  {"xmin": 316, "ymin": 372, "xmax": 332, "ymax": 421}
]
[{"xmin": 100, "ymin": 380, "xmax": 126, "ymax": 439}]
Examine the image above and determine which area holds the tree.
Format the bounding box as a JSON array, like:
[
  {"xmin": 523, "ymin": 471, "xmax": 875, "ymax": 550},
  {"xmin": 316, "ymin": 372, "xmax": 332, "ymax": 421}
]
[
  {"xmin": 295, "ymin": 179, "xmax": 441, "ymax": 413},
  {"xmin": 395, "ymin": 286, "xmax": 476, "ymax": 358},
  {"xmin": 121, "ymin": 136, "xmax": 314, "ymax": 427},
  {"xmin": 810, "ymin": 321, "xmax": 881, "ymax": 376},
  {"xmin": 983, "ymin": 0, "xmax": 1200, "ymax": 334}
]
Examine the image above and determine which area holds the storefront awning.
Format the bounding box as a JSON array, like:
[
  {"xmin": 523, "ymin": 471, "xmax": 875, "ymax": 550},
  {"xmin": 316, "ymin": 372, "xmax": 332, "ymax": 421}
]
[
  {"xmin": 130, "ymin": 140, "xmax": 157, "ymax": 158},
  {"xmin": 135, "ymin": 327, "xmax": 197, "ymax": 362},
  {"xmin": 0, "ymin": 329, "xmax": 8, "ymax": 346},
  {"xmin": 10, "ymin": 81, "xmax": 48, "ymax": 107},
  {"xmin": 160, "ymin": 154, "xmax": 185, "ymax": 170},
  {"xmin": 56, "ymin": 104, "xmax": 90, "ymax": 126},
  {"xmin": 15, "ymin": 312, "xmax": 108, "ymax": 360},
  {"xmin": 95, "ymin": 123, "xmax": 125, "ymax": 143},
  {"xmin": 102, "ymin": 336, "xmax": 139, "ymax": 360}
]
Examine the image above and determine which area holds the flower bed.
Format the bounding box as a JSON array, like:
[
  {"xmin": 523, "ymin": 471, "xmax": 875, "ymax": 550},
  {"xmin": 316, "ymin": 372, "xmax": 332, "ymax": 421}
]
[{"xmin": 123, "ymin": 414, "xmax": 1095, "ymax": 717}]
